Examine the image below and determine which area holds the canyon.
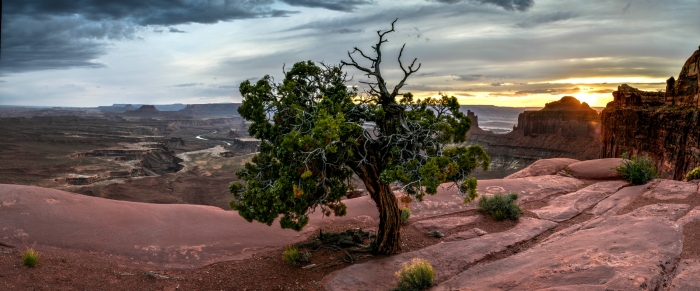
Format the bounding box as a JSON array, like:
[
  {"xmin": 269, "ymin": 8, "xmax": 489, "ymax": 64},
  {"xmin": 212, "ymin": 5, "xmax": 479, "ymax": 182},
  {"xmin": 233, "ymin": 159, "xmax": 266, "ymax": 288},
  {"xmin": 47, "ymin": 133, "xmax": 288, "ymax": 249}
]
[
  {"xmin": 601, "ymin": 47, "xmax": 700, "ymax": 180},
  {"xmin": 465, "ymin": 96, "xmax": 602, "ymax": 178},
  {"xmin": 0, "ymin": 105, "xmax": 258, "ymax": 209}
]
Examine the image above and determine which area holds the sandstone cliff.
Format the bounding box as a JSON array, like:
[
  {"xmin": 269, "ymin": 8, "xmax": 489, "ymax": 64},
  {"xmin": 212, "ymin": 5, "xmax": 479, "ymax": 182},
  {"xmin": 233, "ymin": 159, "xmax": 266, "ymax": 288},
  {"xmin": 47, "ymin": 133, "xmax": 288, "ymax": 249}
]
[
  {"xmin": 515, "ymin": 96, "xmax": 601, "ymax": 139},
  {"xmin": 466, "ymin": 96, "xmax": 601, "ymax": 178},
  {"xmin": 601, "ymin": 47, "xmax": 700, "ymax": 180}
]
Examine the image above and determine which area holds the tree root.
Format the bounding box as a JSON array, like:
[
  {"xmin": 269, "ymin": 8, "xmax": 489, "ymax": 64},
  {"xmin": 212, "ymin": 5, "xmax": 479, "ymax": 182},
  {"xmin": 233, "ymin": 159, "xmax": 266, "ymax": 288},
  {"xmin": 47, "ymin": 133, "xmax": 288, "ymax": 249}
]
[{"xmin": 296, "ymin": 228, "xmax": 376, "ymax": 264}]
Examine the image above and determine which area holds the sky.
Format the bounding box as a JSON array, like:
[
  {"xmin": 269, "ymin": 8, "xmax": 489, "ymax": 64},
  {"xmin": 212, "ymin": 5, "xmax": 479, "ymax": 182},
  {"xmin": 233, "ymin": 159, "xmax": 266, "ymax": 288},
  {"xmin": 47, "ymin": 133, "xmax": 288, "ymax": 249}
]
[{"xmin": 1, "ymin": 0, "xmax": 699, "ymax": 108}]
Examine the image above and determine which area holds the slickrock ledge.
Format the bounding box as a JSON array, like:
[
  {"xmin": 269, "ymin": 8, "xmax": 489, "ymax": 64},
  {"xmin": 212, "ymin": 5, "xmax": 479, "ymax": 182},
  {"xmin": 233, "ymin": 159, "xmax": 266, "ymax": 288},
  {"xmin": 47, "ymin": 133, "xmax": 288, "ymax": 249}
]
[
  {"xmin": 321, "ymin": 218, "xmax": 558, "ymax": 291},
  {"xmin": 433, "ymin": 205, "xmax": 684, "ymax": 291}
]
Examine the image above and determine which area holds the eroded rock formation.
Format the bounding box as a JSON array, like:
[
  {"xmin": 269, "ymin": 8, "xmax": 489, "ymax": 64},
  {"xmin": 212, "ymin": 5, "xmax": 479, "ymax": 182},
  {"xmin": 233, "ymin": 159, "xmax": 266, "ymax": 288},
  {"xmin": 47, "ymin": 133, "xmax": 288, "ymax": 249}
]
[
  {"xmin": 466, "ymin": 96, "xmax": 601, "ymax": 178},
  {"xmin": 515, "ymin": 96, "xmax": 600, "ymax": 138},
  {"xmin": 601, "ymin": 47, "xmax": 700, "ymax": 179}
]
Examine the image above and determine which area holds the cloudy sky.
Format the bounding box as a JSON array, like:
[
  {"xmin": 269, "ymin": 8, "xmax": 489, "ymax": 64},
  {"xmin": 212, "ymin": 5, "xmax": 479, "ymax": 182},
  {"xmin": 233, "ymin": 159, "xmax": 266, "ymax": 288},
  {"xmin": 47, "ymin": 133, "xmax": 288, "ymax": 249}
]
[{"xmin": 1, "ymin": 0, "xmax": 698, "ymax": 107}]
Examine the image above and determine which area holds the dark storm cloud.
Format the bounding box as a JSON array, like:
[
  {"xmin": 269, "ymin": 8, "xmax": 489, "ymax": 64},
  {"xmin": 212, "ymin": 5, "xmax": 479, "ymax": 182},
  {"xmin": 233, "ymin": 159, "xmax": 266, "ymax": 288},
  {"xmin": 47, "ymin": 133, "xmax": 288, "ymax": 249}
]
[
  {"xmin": 516, "ymin": 11, "xmax": 578, "ymax": 28},
  {"xmin": 289, "ymin": 3, "xmax": 500, "ymax": 33},
  {"xmin": 454, "ymin": 74, "xmax": 486, "ymax": 81},
  {"xmin": 1, "ymin": 0, "xmax": 297, "ymax": 74},
  {"xmin": 330, "ymin": 28, "xmax": 364, "ymax": 34},
  {"xmin": 168, "ymin": 27, "xmax": 187, "ymax": 33},
  {"xmin": 0, "ymin": 15, "xmax": 140, "ymax": 73},
  {"xmin": 280, "ymin": 0, "xmax": 375, "ymax": 12},
  {"xmin": 431, "ymin": 0, "xmax": 534, "ymax": 11},
  {"xmin": 2, "ymin": 0, "xmax": 296, "ymax": 26},
  {"xmin": 402, "ymin": 84, "xmax": 475, "ymax": 92}
]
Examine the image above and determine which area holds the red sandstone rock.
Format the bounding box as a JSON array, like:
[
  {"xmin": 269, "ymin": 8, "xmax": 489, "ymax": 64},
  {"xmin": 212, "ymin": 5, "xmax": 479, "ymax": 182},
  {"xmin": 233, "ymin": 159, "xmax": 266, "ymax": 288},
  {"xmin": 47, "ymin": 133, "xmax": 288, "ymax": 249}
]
[
  {"xmin": 411, "ymin": 216, "xmax": 481, "ymax": 233},
  {"xmin": 532, "ymin": 181, "xmax": 627, "ymax": 222},
  {"xmin": 670, "ymin": 260, "xmax": 700, "ymax": 291},
  {"xmin": 505, "ymin": 158, "xmax": 580, "ymax": 179},
  {"xmin": 644, "ymin": 179, "xmax": 698, "ymax": 200},
  {"xmin": 601, "ymin": 48, "xmax": 700, "ymax": 179},
  {"xmin": 627, "ymin": 203, "xmax": 690, "ymax": 221},
  {"xmin": 515, "ymin": 96, "xmax": 601, "ymax": 139},
  {"xmin": 321, "ymin": 218, "xmax": 558, "ymax": 291},
  {"xmin": 565, "ymin": 158, "xmax": 622, "ymax": 179},
  {"xmin": 465, "ymin": 97, "xmax": 601, "ymax": 179},
  {"xmin": 590, "ymin": 183, "xmax": 650, "ymax": 217},
  {"xmin": 0, "ymin": 184, "xmax": 381, "ymax": 269},
  {"xmin": 433, "ymin": 205, "xmax": 683, "ymax": 291}
]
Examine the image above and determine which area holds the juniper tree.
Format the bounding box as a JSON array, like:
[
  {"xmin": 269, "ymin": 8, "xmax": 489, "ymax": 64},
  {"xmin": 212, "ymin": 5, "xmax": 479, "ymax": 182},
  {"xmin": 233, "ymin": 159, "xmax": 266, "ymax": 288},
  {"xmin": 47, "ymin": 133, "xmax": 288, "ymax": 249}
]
[{"xmin": 230, "ymin": 20, "xmax": 490, "ymax": 255}]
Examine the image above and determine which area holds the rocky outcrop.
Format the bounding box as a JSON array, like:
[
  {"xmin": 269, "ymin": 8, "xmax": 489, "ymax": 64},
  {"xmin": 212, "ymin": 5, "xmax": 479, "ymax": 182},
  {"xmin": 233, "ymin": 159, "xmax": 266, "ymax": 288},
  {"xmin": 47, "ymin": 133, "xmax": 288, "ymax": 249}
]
[
  {"xmin": 228, "ymin": 137, "xmax": 260, "ymax": 154},
  {"xmin": 601, "ymin": 47, "xmax": 700, "ymax": 180},
  {"xmin": 179, "ymin": 103, "xmax": 241, "ymax": 115},
  {"xmin": 465, "ymin": 110, "xmax": 488, "ymax": 135},
  {"xmin": 466, "ymin": 96, "xmax": 601, "ymax": 178},
  {"xmin": 321, "ymin": 159, "xmax": 700, "ymax": 291},
  {"xmin": 515, "ymin": 96, "xmax": 600, "ymax": 138},
  {"xmin": 134, "ymin": 105, "xmax": 159, "ymax": 113}
]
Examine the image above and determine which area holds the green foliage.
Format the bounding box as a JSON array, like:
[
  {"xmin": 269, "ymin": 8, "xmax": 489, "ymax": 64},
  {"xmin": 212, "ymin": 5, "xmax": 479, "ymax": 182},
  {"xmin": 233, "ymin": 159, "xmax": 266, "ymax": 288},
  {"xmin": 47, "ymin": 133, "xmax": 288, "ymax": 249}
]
[
  {"xmin": 613, "ymin": 152, "xmax": 659, "ymax": 185},
  {"xmin": 22, "ymin": 249, "xmax": 39, "ymax": 267},
  {"xmin": 393, "ymin": 258, "xmax": 435, "ymax": 291},
  {"xmin": 230, "ymin": 21, "xmax": 490, "ymax": 254},
  {"xmin": 282, "ymin": 245, "xmax": 300, "ymax": 265},
  {"xmin": 400, "ymin": 207, "xmax": 411, "ymax": 224},
  {"xmin": 685, "ymin": 167, "xmax": 700, "ymax": 181},
  {"xmin": 460, "ymin": 177, "xmax": 478, "ymax": 203},
  {"xmin": 478, "ymin": 192, "xmax": 522, "ymax": 221}
]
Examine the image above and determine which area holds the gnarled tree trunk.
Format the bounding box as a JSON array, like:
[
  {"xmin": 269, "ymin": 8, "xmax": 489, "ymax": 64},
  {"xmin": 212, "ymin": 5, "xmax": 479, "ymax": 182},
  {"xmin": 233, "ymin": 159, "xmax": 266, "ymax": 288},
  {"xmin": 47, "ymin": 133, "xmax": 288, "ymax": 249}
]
[{"xmin": 355, "ymin": 162, "xmax": 402, "ymax": 255}]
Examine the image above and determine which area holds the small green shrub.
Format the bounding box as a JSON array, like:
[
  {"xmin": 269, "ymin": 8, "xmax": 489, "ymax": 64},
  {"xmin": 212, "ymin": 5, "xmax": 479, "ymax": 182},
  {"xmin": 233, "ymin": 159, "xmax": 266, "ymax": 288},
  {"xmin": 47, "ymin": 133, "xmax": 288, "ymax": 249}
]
[
  {"xmin": 283, "ymin": 245, "xmax": 300, "ymax": 265},
  {"xmin": 400, "ymin": 207, "xmax": 411, "ymax": 224},
  {"xmin": 613, "ymin": 153, "xmax": 659, "ymax": 185},
  {"xmin": 393, "ymin": 258, "xmax": 435, "ymax": 291},
  {"xmin": 478, "ymin": 192, "xmax": 522, "ymax": 221},
  {"xmin": 282, "ymin": 245, "xmax": 310, "ymax": 266},
  {"xmin": 22, "ymin": 249, "xmax": 40, "ymax": 267},
  {"xmin": 685, "ymin": 167, "xmax": 700, "ymax": 181}
]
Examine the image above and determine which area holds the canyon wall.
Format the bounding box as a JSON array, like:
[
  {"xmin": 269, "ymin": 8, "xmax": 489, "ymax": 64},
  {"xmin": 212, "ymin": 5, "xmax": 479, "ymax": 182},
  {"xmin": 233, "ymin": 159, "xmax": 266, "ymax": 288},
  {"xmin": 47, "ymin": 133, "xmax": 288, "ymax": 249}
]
[
  {"xmin": 601, "ymin": 47, "xmax": 700, "ymax": 180},
  {"xmin": 466, "ymin": 96, "xmax": 601, "ymax": 178},
  {"xmin": 514, "ymin": 96, "xmax": 601, "ymax": 139}
]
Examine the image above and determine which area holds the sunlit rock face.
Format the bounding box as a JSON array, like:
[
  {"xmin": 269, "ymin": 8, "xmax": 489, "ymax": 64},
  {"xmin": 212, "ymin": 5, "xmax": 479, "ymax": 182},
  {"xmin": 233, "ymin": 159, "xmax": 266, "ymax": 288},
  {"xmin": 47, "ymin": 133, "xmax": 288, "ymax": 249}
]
[
  {"xmin": 465, "ymin": 96, "xmax": 601, "ymax": 179},
  {"xmin": 601, "ymin": 47, "xmax": 700, "ymax": 180},
  {"xmin": 515, "ymin": 96, "xmax": 601, "ymax": 139}
]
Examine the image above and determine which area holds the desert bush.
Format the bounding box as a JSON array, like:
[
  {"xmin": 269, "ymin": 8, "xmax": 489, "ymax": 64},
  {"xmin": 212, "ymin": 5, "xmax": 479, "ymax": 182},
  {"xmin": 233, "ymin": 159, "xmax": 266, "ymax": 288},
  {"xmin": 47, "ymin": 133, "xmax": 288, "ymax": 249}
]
[
  {"xmin": 22, "ymin": 249, "xmax": 40, "ymax": 267},
  {"xmin": 393, "ymin": 258, "xmax": 435, "ymax": 291},
  {"xmin": 282, "ymin": 245, "xmax": 310, "ymax": 266},
  {"xmin": 613, "ymin": 153, "xmax": 658, "ymax": 185},
  {"xmin": 283, "ymin": 245, "xmax": 300, "ymax": 265},
  {"xmin": 400, "ymin": 207, "xmax": 411, "ymax": 224},
  {"xmin": 686, "ymin": 167, "xmax": 700, "ymax": 181},
  {"xmin": 478, "ymin": 192, "xmax": 522, "ymax": 221}
]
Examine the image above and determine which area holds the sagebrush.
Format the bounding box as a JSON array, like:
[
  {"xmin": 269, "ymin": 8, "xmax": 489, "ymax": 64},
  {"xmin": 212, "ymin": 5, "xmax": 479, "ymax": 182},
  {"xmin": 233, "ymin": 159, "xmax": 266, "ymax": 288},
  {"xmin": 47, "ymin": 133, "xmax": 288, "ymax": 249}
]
[
  {"xmin": 22, "ymin": 249, "xmax": 40, "ymax": 267},
  {"xmin": 282, "ymin": 245, "xmax": 300, "ymax": 265},
  {"xmin": 282, "ymin": 245, "xmax": 309, "ymax": 266},
  {"xmin": 400, "ymin": 207, "xmax": 411, "ymax": 224},
  {"xmin": 478, "ymin": 192, "xmax": 522, "ymax": 221},
  {"xmin": 686, "ymin": 167, "xmax": 700, "ymax": 181},
  {"xmin": 613, "ymin": 153, "xmax": 658, "ymax": 185},
  {"xmin": 394, "ymin": 258, "xmax": 435, "ymax": 291}
]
